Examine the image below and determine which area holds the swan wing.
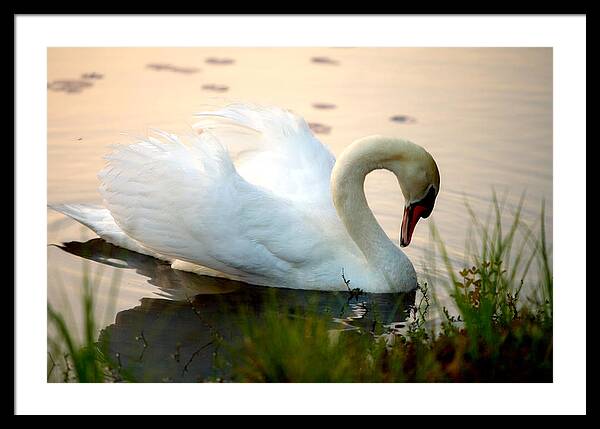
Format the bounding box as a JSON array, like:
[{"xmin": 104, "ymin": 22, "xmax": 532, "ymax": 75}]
[
  {"xmin": 192, "ymin": 103, "xmax": 336, "ymax": 208},
  {"xmin": 98, "ymin": 128, "xmax": 339, "ymax": 287}
]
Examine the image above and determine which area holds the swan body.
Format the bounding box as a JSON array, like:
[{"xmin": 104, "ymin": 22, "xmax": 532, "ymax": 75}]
[{"xmin": 51, "ymin": 103, "xmax": 439, "ymax": 293}]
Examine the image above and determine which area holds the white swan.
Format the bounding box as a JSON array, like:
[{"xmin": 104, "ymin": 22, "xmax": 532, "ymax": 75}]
[{"xmin": 51, "ymin": 103, "xmax": 440, "ymax": 293}]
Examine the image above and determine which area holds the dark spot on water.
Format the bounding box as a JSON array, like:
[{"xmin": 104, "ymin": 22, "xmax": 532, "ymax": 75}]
[
  {"xmin": 308, "ymin": 122, "xmax": 332, "ymax": 134},
  {"xmin": 202, "ymin": 84, "xmax": 229, "ymax": 93},
  {"xmin": 81, "ymin": 72, "xmax": 103, "ymax": 80},
  {"xmin": 311, "ymin": 56, "xmax": 339, "ymax": 65},
  {"xmin": 312, "ymin": 103, "xmax": 337, "ymax": 110},
  {"xmin": 146, "ymin": 63, "xmax": 200, "ymax": 74},
  {"xmin": 205, "ymin": 57, "xmax": 235, "ymax": 65},
  {"xmin": 390, "ymin": 115, "xmax": 417, "ymax": 124},
  {"xmin": 47, "ymin": 79, "xmax": 94, "ymax": 94}
]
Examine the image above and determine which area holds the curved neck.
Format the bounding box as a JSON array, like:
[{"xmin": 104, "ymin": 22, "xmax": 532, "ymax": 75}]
[{"xmin": 330, "ymin": 136, "xmax": 410, "ymax": 274}]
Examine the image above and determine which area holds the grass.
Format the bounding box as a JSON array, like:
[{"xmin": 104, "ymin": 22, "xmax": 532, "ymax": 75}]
[
  {"xmin": 47, "ymin": 259, "xmax": 128, "ymax": 382},
  {"xmin": 47, "ymin": 193, "xmax": 553, "ymax": 382},
  {"xmin": 423, "ymin": 192, "xmax": 553, "ymax": 372}
]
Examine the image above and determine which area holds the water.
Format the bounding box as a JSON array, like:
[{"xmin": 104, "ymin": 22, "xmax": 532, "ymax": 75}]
[{"xmin": 47, "ymin": 48, "xmax": 552, "ymax": 381}]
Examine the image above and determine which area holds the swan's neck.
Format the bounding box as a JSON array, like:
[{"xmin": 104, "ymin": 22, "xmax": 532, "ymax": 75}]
[{"xmin": 331, "ymin": 136, "xmax": 416, "ymax": 285}]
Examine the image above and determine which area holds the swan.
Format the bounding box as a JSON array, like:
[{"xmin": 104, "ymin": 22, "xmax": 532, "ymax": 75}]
[{"xmin": 50, "ymin": 103, "xmax": 440, "ymax": 293}]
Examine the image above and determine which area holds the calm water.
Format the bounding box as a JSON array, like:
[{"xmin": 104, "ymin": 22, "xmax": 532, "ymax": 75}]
[{"xmin": 47, "ymin": 48, "xmax": 552, "ymax": 381}]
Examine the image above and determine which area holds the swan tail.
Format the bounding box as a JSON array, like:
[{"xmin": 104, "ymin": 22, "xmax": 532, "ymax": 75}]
[{"xmin": 48, "ymin": 203, "xmax": 166, "ymax": 260}]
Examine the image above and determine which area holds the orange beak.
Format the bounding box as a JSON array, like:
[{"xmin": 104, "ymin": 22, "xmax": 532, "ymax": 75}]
[
  {"xmin": 400, "ymin": 204, "xmax": 428, "ymax": 247},
  {"xmin": 400, "ymin": 188, "xmax": 437, "ymax": 247}
]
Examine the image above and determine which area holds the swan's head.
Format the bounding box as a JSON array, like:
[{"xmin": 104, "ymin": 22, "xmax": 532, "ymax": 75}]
[
  {"xmin": 368, "ymin": 137, "xmax": 440, "ymax": 247},
  {"xmin": 392, "ymin": 141, "xmax": 439, "ymax": 247}
]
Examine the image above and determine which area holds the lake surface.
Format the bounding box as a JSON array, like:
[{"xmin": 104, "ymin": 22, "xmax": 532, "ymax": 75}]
[{"xmin": 47, "ymin": 48, "xmax": 552, "ymax": 382}]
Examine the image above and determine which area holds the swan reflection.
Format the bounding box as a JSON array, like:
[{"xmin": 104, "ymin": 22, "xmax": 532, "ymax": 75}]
[{"xmin": 57, "ymin": 239, "xmax": 416, "ymax": 382}]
